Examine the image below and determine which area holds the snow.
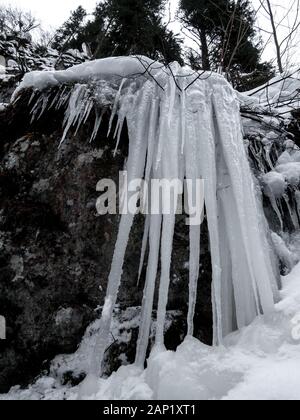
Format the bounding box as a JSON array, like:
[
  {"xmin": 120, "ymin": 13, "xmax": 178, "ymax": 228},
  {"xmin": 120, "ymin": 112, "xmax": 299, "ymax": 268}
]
[
  {"xmin": 263, "ymin": 171, "xmax": 286, "ymax": 198},
  {"xmin": 259, "ymin": 134, "xmax": 300, "ymax": 233},
  {"xmin": 0, "ymin": 37, "xmax": 90, "ymax": 76},
  {"xmin": 262, "ymin": 152, "xmax": 300, "ymax": 199},
  {"xmin": 242, "ymin": 72, "xmax": 300, "ymax": 117},
  {"xmin": 0, "ymin": 103, "xmax": 8, "ymax": 112},
  {"xmin": 276, "ymin": 163, "xmax": 300, "ymax": 186},
  {"xmin": 13, "ymin": 56, "xmax": 164, "ymax": 99},
  {"xmin": 271, "ymin": 232, "xmax": 296, "ymax": 273}
]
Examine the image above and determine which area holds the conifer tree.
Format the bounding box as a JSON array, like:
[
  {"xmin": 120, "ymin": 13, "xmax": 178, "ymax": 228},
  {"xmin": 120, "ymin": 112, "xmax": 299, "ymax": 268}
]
[
  {"xmin": 52, "ymin": 6, "xmax": 87, "ymax": 52},
  {"xmin": 179, "ymin": 0, "xmax": 273, "ymax": 86},
  {"xmin": 73, "ymin": 0, "xmax": 182, "ymax": 64}
]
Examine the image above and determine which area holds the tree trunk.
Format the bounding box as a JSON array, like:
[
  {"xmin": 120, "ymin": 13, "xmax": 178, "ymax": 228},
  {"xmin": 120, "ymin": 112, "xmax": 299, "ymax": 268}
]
[
  {"xmin": 266, "ymin": 0, "xmax": 283, "ymax": 73},
  {"xmin": 200, "ymin": 29, "xmax": 210, "ymax": 71}
]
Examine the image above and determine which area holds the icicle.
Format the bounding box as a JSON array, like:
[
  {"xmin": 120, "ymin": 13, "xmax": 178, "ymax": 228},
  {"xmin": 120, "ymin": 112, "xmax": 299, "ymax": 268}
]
[
  {"xmin": 213, "ymin": 84, "xmax": 276, "ymax": 325},
  {"xmin": 218, "ymin": 195, "xmax": 236, "ymax": 337},
  {"xmin": 271, "ymin": 232, "xmax": 294, "ymax": 272},
  {"xmin": 167, "ymin": 76, "xmax": 177, "ymax": 128},
  {"xmin": 264, "ymin": 144, "xmax": 275, "ymax": 171},
  {"xmin": 187, "ymin": 224, "xmax": 201, "ymax": 336},
  {"xmin": 37, "ymin": 94, "xmax": 51, "ymax": 120},
  {"xmin": 249, "ymin": 142, "xmax": 266, "ymax": 173},
  {"xmin": 135, "ymin": 100, "xmax": 163, "ymax": 364},
  {"xmin": 294, "ymin": 190, "xmax": 300, "ymax": 218},
  {"xmin": 145, "ymin": 95, "xmax": 159, "ymax": 181},
  {"xmin": 28, "ymin": 90, "xmax": 36, "ymax": 105},
  {"xmin": 269, "ymin": 194, "xmax": 284, "ymax": 231},
  {"xmin": 113, "ymin": 114, "xmax": 126, "ymax": 157},
  {"xmin": 155, "ymin": 213, "xmax": 177, "ymax": 348},
  {"xmin": 83, "ymin": 101, "xmax": 94, "ymax": 125},
  {"xmin": 154, "ymin": 79, "xmax": 170, "ymax": 171},
  {"xmin": 218, "ymin": 184, "xmax": 259, "ymax": 327},
  {"xmin": 107, "ymin": 78, "xmax": 126, "ymax": 137},
  {"xmin": 75, "ymin": 99, "xmax": 94, "ymax": 135},
  {"xmin": 137, "ymin": 214, "xmax": 150, "ymax": 284},
  {"xmin": 30, "ymin": 93, "xmax": 50, "ymax": 123},
  {"xmin": 283, "ymin": 193, "xmax": 299, "ymax": 230},
  {"xmin": 90, "ymin": 109, "xmax": 105, "ymax": 143},
  {"xmin": 49, "ymin": 86, "xmax": 67, "ymax": 110},
  {"xmin": 135, "ymin": 214, "xmax": 162, "ymax": 367},
  {"xmin": 195, "ymin": 87, "xmax": 223, "ymax": 345},
  {"xmin": 59, "ymin": 84, "xmax": 87, "ymax": 146},
  {"xmin": 56, "ymin": 86, "xmax": 71, "ymax": 110},
  {"xmin": 155, "ymin": 87, "xmax": 183, "ymax": 348},
  {"xmin": 137, "ymin": 92, "xmax": 160, "ymax": 288},
  {"xmin": 89, "ymin": 82, "xmax": 153, "ymax": 377},
  {"xmin": 184, "ymin": 105, "xmax": 201, "ymax": 337},
  {"xmin": 181, "ymin": 86, "xmax": 186, "ymax": 155}
]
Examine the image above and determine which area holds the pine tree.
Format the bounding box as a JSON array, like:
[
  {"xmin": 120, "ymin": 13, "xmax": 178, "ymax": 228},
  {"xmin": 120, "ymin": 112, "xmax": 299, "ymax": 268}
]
[
  {"xmin": 81, "ymin": 0, "xmax": 182, "ymax": 64},
  {"xmin": 52, "ymin": 6, "xmax": 87, "ymax": 52},
  {"xmin": 179, "ymin": 0, "xmax": 273, "ymax": 86}
]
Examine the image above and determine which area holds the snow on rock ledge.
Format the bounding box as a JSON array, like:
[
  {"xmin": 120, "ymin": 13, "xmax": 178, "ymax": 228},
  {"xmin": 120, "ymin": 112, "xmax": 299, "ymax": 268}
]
[{"xmin": 13, "ymin": 56, "xmax": 165, "ymax": 98}]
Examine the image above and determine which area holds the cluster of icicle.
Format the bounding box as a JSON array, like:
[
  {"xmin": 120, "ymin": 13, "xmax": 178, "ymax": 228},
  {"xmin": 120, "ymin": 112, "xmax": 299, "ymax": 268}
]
[
  {"xmin": 249, "ymin": 134, "xmax": 300, "ymax": 233},
  {"xmin": 26, "ymin": 79, "xmax": 121, "ymax": 144},
  {"xmin": 25, "ymin": 60, "xmax": 280, "ymax": 381}
]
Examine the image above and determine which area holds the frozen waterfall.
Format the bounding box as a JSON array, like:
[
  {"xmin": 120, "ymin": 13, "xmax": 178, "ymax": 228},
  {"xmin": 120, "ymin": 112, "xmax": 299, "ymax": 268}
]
[
  {"xmin": 18, "ymin": 57, "xmax": 280, "ymax": 381},
  {"xmin": 87, "ymin": 62, "xmax": 279, "ymax": 377}
]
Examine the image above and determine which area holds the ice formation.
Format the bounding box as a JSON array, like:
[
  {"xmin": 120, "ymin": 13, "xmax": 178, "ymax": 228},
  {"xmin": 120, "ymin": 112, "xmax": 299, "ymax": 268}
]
[
  {"xmin": 15, "ymin": 57, "xmax": 280, "ymax": 386},
  {"xmin": 251, "ymin": 135, "xmax": 300, "ymax": 233}
]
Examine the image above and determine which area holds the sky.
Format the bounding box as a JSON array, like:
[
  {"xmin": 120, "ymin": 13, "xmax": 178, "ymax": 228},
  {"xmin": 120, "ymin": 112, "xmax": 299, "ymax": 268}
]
[
  {"xmin": 0, "ymin": 0, "xmax": 99, "ymax": 29},
  {"xmin": 0, "ymin": 0, "xmax": 179, "ymax": 29},
  {"xmin": 0, "ymin": 0, "xmax": 299, "ymax": 68}
]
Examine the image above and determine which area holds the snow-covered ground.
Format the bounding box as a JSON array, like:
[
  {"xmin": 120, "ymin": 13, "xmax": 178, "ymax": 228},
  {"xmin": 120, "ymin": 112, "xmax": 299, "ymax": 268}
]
[{"xmin": 1, "ymin": 259, "xmax": 300, "ymax": 401}]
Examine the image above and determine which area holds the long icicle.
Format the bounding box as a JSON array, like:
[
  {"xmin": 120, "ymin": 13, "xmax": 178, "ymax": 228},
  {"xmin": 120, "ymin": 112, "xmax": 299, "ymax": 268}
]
[
  {"xmin": 88, "ymin": 83, "xmax": 153, "ymax": 378},
  {"xmin": 194, "ymin": 82, "xmax": 223, "ymax": 345},
  {"xmin": 137, "ymin": 93, "xmax": 160, "ymax": 285},
  {"xmin": 185, "ymin": 104, "xmax": 202, "ymax": 337},
  {"xmin": 135, "ymin": 214, "xmax": 162, "ymax": 367},
  {"xmin": 213, "ymin": 83, "xmax": 276, "ymax": 320},
  {"xmin": 155, "ymin": 83, "xmax": 183, "ymax": 348}
]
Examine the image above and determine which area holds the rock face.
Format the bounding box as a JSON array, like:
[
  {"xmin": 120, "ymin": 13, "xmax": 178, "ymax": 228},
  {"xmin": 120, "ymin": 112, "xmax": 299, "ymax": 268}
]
[{"xmin": 0, "ymin": 96, "xmax": 213, "ymax": 392}]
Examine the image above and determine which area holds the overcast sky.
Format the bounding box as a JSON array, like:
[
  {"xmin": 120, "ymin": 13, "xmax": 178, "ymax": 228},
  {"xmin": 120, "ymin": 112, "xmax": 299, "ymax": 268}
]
[
  {"xmin": 0, "ymin": 0, "xmax": 179, "ymax": 28},
  {"xmin": 0, "ymin": 0, "xmax": 99, "ymax": 28}
]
